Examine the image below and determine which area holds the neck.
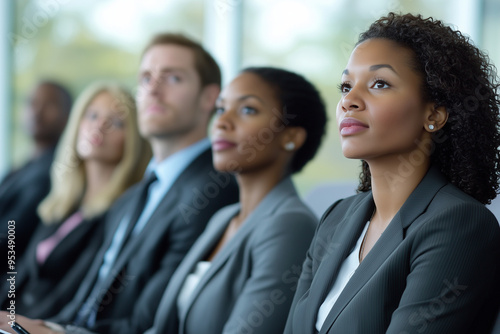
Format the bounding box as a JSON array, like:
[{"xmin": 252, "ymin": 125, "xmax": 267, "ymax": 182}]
[
  {"xmin": 368, "ymin": 153, "xmax": 429, "ymax": 229},
  {"xmin": 32, "ymin": 141, "xmax": 55, "ymax": 159},
  {"xmin": 150, "ymin": 132, "xmax": 206, "ymax": 163},
  {"xmin": 234, "ymin": 168, "xmax": 286, "ymax": 224},
  {"xmin": 82, "ymin": 161, "xmax": 117, "ymax": 206}
]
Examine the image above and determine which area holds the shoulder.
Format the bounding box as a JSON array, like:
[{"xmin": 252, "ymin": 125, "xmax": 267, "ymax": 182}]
[
  {"xmin": 404, "ymin": 183, "xmax": 500, "ymax": 268},
  {"xmin": 254, "ymin": 196, "xmax": 318, "ymax": 243},
  {"xmin": 319, "ymin": 191, "xmax": 370, "ymax": 226},
  {"xmin": 204, "ymin": 203, "xmax": 240, "ymax": 229},
  {"xmin": 175, "ymin": 150, "xmax": 238, "ymax": 201},
  {"xmin": 113, "ymin": 181, "xmax": 143, "ymax": 205},
  {"xmin": 105, "ymin": 182, "xmax": 141, "ymax": 217},
  {"xmin": 425, "ymin": 183, "xmax": 498, "ymax": 230},
  {"xmin": 178, "ymin": 148, "xmax": 226, "ymax": 184}
]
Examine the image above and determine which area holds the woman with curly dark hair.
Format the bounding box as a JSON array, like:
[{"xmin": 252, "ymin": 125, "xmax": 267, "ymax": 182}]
[{"xmin": 285, "ymin": 13, "xmax": 500, "ymax": 334}]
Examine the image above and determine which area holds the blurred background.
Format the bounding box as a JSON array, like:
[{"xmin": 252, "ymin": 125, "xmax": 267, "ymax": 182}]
[{"xmin": 1, "ymin": 0, "xmax": 499, "ymax": 214}]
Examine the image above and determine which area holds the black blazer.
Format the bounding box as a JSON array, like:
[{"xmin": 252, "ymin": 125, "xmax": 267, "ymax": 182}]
[
  {"xmin": 55, "ymin": 148, "xmax": 239, "ymax": 334},
  {"xmin": 1, "ymin": 212, "xmax": 105, "ymax": 319},
  {"xmin": 285, "ymin": 166, "xmax": 500, "ymax": 334},
  {"xmin": 0, "ymin": 148, "xmax": 54, "ymax": 273}
]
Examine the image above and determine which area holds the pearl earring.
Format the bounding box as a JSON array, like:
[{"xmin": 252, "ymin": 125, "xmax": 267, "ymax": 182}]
[
  {"xmin": 284, "ymin": 142, "xmax": 295, "ymax": 151},
  {"xmin": 428, "ymin": 124, "xmax": 435, "ymax": 130}
]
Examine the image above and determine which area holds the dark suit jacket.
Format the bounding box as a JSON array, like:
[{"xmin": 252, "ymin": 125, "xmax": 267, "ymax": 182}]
[
  {"xmin": 55, "ymin": 148, "xmax": 239, "ymax": 334},
  {"xmin": 0, "ymin": 148, "xmax": 54, "ymax": 273},
  {"xmin": 146, "ymin": 177, "xmax": 317, "ymax": 334},
  {"xmin": 285, "ymin": 166, "xmax": 500, "ymax": 334},
  {"xmin": 1, "ymin": 212, "xmax": 105, "ymax": 319}
]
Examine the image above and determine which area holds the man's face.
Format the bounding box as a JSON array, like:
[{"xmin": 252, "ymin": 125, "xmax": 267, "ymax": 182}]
[
  {"xmin": 136, "ymin": 44, "xmax": 208, "ymax": 140},
  {"xmin": 24, "ymin": 83, "xmax": 68, "ymax": 144}
]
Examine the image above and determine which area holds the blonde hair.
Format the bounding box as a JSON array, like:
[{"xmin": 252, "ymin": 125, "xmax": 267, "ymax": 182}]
[{"xmin": 38, "ymin": 81, "xmax": 152, "ymax": 224}]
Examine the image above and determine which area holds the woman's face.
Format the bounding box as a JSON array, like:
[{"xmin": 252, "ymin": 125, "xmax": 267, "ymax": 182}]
[
  {"xmin": 76, "ymin": 91, "xmax": 126, "ymax": 165},
  {"xmin": 211, "ymin": 72, "xmax": 289, "ymax": 174},
  {"xmin": 337, "ymin": 38, "xmax": 432, "ymax": 162}
]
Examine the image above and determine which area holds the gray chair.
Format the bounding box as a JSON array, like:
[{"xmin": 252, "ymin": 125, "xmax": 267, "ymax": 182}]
[{"xmin": 486, "ymin": 196, "xmax": 500, "ymax": 224}]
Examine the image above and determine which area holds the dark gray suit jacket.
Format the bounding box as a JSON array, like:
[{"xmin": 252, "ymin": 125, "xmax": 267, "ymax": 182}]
[
  {"xmin": 285, "ymin": 166, "xmax": 500, "ymax": 334},
  {"xmin": 55, "ymin": 148, "xmax": 239, "ymax": 334},
  {"xmin": 146, "ymin": 177, "xmax": 317, "ymax": 334}
]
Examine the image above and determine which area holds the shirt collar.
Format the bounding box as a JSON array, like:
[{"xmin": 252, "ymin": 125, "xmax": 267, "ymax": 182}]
[{"xmin": 145, "ymin": 138, "xmax": 211, "ymax": 184}]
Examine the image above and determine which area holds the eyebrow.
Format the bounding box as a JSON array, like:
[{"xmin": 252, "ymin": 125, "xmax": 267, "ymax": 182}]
[
  {"xmin": 217, "ymin": 94, "xmax": 265, "ymax": 104},
  {"xmin": 140, "ymin": 67, "xmax": 187, "ymax": 75},
  {"xmin": 369, "ymin": 64, "xmax": 398, "ymax": 74},
  {"xmin": 342, "ymin": 64, "xmax": 398, "ymax": 76}
]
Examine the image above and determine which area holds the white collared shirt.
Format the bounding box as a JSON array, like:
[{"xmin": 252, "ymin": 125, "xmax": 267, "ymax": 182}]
[
  {"xmin": 177, "ymin": 261, "xmax": 212, "ymax": 315},
  {"xmin": 316, "ymin": 221, "xmax": 370, "ymax": 331}
]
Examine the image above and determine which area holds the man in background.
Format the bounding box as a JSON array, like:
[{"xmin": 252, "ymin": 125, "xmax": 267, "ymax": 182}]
[{"xmin": 0, "ymin": 80, "xmax": 72, "ymax": 271}]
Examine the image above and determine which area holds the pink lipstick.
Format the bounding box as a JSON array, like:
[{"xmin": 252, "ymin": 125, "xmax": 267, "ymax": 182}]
[
  {"xmin": 212, "ymin": 139, "xmax": 236, "ymax": 151},
  {"xmin": 339, "ymin": 117, "xmax": 369, "ymax": 136}
]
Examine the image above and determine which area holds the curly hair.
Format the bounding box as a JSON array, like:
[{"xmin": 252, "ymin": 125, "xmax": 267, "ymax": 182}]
[
  {"xmin": 355, "ymin": 12, "xmax": 500, "ymax": 204},
  {"xmin": 242, "ymin": 67, "xmax": 328, "ymax": 173}
]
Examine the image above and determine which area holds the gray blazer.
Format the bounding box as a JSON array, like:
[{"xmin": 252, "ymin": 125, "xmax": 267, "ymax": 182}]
[
  {"xmin": 285, "ymin": 166, "xmax": 500, "ymax": 334},
  {"xmin": 146, "ymin": 177, "xmax": 317, "ymax": 334}
]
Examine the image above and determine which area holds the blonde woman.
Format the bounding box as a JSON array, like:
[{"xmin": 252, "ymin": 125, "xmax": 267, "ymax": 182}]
[{"xmin": 2, "ymin": 81, "xmax": 151, "ymax": 319}]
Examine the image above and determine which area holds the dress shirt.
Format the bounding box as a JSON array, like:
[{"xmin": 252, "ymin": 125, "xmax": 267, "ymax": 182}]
[
  {"xmin": 316, "ymin": 221, "xmax": 369, "ymax": 331},
  {"xmin": 177, "ymin": 261, "xmax": 211, "ymax": 315}
]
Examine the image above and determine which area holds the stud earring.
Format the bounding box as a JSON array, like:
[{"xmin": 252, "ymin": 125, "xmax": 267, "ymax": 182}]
[
  {"xmin": 284, "ymin": 142, "xmax": 295, "ymax": 151},
  {"xmin": 428, "ymin": 124, "xmax": 435, "ymax": 130}
]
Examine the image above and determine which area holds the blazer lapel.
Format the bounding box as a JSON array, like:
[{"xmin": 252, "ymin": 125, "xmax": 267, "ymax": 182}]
[
  {"xmin": 100, "ymin": 189, "xmax": 180, "ymax": 292},
  {"xmin": 304, "ymin": 192, "xmax": 374, "ymax": 332},
  {"xmin": 320, "ymin": 166, "xmax": 448, "ymax": 333},
  {"xmin": 97, "ymin": 149, "xmax": 213, "ymax": 294},
  {"xmin": 198, "ymin": 178, "xmax": 297, "ymax": 278},
  {"xmin": 71, "ymin": 189, "xmax": 143, "ymax": 309},
  {"xmin": 319, "ymin": 208, "xmax": 403, "ymax": 334},
  {"xmin": 155, "ymin": 204, "xmax": 239, "ymax": 333},
  {"xmin": 178, "ymin": 178, "xmax": 297, "ymax": 332}
]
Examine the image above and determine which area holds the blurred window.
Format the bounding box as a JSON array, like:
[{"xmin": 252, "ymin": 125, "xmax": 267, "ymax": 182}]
[{"xmin": 7, "ymin": 0, "xmax": 499, "ymax": 195}]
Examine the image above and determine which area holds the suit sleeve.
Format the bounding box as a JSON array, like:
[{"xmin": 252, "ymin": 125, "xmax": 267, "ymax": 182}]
[
  {"xmin": 221, "ymin": 211, "xmax": 316, "ymax": 334},
  {"xmin": 386, "ymin": 203, "xmax": 500, "ymax": 334}
]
